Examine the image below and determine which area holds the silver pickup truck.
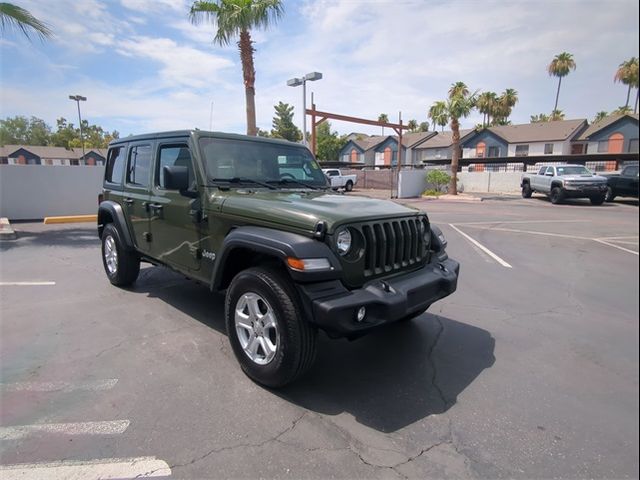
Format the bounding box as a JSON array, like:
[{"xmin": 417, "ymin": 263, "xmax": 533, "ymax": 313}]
[{"xmin": 521, "ymin": 164, "xmax": 608, "ymax": 205}]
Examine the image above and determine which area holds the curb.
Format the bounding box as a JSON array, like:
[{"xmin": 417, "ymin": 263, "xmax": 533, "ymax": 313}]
[
  {"xmin": 43, "ymin": 215, "xmax": 97, "ymax": 224},
  {"xmin": 420, "ymin": 195, "xmax": 482, "ymax": 203},
  {"xmin": 0, "ymin": 217, "xmax": 17, "ymax": 240}
]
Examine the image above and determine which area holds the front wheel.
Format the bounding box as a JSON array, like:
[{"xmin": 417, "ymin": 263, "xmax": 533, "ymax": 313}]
[
  {"xmin": 550, "ymin": 187, "xmax": 564, "ymax": 204},
  {"xmin": 605, "ymin": 186, "xmax": 616, "ymax": 202},
  {"xmin": 345, "ymin": 180, "xmax": 353, "ymax": 192},
  {"xmin": 590, "ymin": 194, "xmax": 606, "ymax": 206},
  {"xmin": 101, "ymin": 224, "xmax": 140, "ymax": 287},
  {"xmin": 522, "ymin": 183, "xmax": 532, "ymax": 198},
  {"xmin": 225, "ymin": 267, "xmax": 317, "ymax": 388}
]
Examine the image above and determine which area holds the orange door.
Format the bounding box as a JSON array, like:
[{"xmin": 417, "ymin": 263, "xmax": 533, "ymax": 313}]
[
  {"xmin": 384, "ymin": 147, "xmax": 392, "ymax": 166},
  {"xmin": 608, "ymin": 133, "xmax": 624, "ymax": 153}
]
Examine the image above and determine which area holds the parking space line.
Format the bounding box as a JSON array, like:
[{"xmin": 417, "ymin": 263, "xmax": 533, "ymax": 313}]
[
  {"xmin": 454, "ymin": 220, "xmax": 587, "ymax": 226},
  {"xmin": 448, "ymin": 224, "xmax": 513, "ymax": 268},
  {"xmin": 0, "ymin": 456, "xmax": 171, "ymax": 479},
  {"xmin": 462, "ymin": 225, "xmax": 592, "ymax": 240},
  {"xmin": 0, "ymin": 282, "xmax": 56, "ymax": 286},
  {"xmin": 594, "ymin": 239, "xmax": 639, "ymax": 256},
  {"xmin": 1, "ymin": 379, "xmax": 118, "ymax": 393},
  {"xmin": 0, "ymin": 420, "xmax": 130, "ymax": 441}
]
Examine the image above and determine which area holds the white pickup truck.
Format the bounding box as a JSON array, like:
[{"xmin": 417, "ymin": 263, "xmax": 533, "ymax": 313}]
[
  {"xmin": 521, "ymin": 164, "xmax": 608, "ymax": 205},
  {"xmin": 322, "ymin": 169, "xmax": 357, "ymax": 192}
]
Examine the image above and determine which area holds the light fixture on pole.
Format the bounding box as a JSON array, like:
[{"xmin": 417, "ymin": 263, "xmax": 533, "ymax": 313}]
[
  {"xmin": 286, "ymin": 72, "xmax": 322, "ymax": 145},
  {"xmin": 68, "ymin": 95, "xmax": 87, "ymax": 163}
]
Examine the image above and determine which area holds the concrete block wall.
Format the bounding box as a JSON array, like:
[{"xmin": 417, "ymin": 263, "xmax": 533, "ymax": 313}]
[
  {"xmin": 457, "ymin": 171, "xmax": 522, "ymax": 193},
  {"xmin": 0, "ymin": 165, "xmax": 105, "ymax": 220}
]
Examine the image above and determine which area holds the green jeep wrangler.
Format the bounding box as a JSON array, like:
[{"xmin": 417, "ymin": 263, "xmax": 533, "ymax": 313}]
[{"xmin": 98, "ymin": 131, "xmax": 459, "ymax": 387}]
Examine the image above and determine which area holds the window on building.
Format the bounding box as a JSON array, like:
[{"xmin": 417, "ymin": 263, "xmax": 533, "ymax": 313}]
[
  {"xmin": 515, "ymin": 145, "xmax": 529, "ymax": 157},
  {"xmin": 571, "ymin": 143, "xmax": 584, "ymax": 155},
  {"xmin": 127, "ymin": 144, "xmax": 152, "ymax": 187},
  {"xmin": 476, "ymin": 142, "xmax": 486, "ymax": 158},
  {"xmin": 157, "ymin": 144, "xmax": 194, "ymax": 189},
  {"xmin": 628, "ymin": 138, "xmax": 639, "ymax": 153},
  {"xmin": 544, "ymin": 143, "xmax": 554, "ymax": 154},
  {"xmin": 435, "ymin": 149, "xmax": 443, "ymax": 159},
  {"xmin": 105, "ymin": 146, "xmax": 126, "ymax": 184},
  {"xmin": 597, "ymin": 140, "xmax": 608, "ymax": 153},
  {"xmin": 487, "ymin": 146, "xmax": 500, "ymax": 158}
]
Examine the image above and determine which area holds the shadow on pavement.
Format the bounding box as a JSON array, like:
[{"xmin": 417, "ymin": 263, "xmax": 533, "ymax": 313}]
[
  {"xmin": 134, "ymin": 266, "xmax": 496, "ymax": 433},
  {"xmin": 0, "ymin": 226, "xmax": 99, "ymax": 251}
]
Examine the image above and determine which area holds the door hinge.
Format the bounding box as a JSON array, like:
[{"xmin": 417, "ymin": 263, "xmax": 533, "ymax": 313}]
[{"xmin": 143, "ymin": 232, "xmax": 152, "ymax": 242}]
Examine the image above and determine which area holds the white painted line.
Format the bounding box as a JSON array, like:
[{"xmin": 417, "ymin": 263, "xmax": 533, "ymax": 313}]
[
  {"xmin": 448, "ymin": 224, "xmax": 512, "ymax": 268},
  {"xmin": 598, "ymin": 236, "xmax": 639, "ymax": 240},
  {"xmin": 0, "ymin": 420, "xmax": 130, "ymax": 440},
  {"xmin": 0, "ymin": 456, "xmax": 171, "ymax": 479},
  {"xmin": 1, "ymin": 379, "xmax": 118, "ymax": 393},
  {"xmin": 603, "ymin": 240, "xmax": 639, "ymax": 246},
  {"xmin": 594, "ymin": 239, "xmax": 639, "ymax": 256},
  {"xmin": 462, "ymin": 225, "xmax": 592, "ymax": 240},
  {"xmin": 0, "ymin": 281, "xmax": 56, "ymax": 286},
  {"xmin": 454, "ymin": 219, "xmax": 586, "ymax": 226}
]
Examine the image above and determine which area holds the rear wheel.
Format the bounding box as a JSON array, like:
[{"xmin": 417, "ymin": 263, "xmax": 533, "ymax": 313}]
[
  {"xmin": 101, "ymin": 223, "xmax": 140, "ymax": 286},
  {"xmin": 345, "ymin": 180, "xmax": 353, "ymax": 192},
  {"xmin": 590, "ymin": 194, "xmax": 606, "ymax": 205},
  {"xmin": 550, "ymin": 187, "xmax": 564, "ymax": 204},
  {"xmin": 605, "ymin": 186, "xmax": 616, "ymax": 202},
  {"xmin": 225, "ymin": 267, "xmax": 317, "ymax": 388},
  {"xmin": 521, "ymin": 183, "xmax": 532, "ymax": 198}
]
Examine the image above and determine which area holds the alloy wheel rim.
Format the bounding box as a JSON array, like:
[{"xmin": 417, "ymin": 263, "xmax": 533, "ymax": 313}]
[
  {"xmin": 234, "ymin": 292, "xmax": 279, "ymax": 365},
  {"xmin": 104, "ymin": 235, "xmax": 118, "ymax": 275}
]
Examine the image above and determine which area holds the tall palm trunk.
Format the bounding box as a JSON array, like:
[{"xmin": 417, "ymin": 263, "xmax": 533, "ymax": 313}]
[
  {"xmin": 625, "ymin": 84, "xmax": 632, "ymax": 108},
  {"xmin": 239, "ymin": 29, "xmax": 257, "ymax": 136},
  {"xmin": 553, "ymin": 76, "xmax": 562, "ymax": 111},
  {"xmin": 450, "ymin": 117, "xmax": 460, "ymax": 195},
  {"xmin": 635, "ymin": 88, "xmax": 639, "ymax": 114}
]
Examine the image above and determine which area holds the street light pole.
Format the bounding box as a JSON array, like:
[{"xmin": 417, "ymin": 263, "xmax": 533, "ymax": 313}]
[
  {"xmin": 68, "ymin": 95, "xmax": 87, "ymax": 163},
  {"xmin": 287, "ymin": 72, "xmax": 322, "ymax": 145},
  {"xmin": 209, "ymin": 101, "xmax": 214, "ymax": 130}
]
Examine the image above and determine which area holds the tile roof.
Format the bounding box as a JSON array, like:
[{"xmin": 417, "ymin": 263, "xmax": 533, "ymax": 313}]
[
  {"xmin": 576, "ymin": 114, "xmax": 639, "ymax": 141},
  {"xmin": 0, "ymin": 145, "xmax": 106, "ymax": 159},
  {"xmin": 351, "ymin": 135, "xmax": 391, "ymax": 151},
  {"xmin": 348, "ymin": 132, "xmax": 436, "ymax": 151},
  {"xmin": 488, "ymin": 119, "xmax": 587, "ymax": 143},
  {"xmin": 401, "ymin": 131, "xmax": 437, "ymax": 148},
  {"xmin": 414, "ymin": 129, "xmax": 474, "ymax": 149}
]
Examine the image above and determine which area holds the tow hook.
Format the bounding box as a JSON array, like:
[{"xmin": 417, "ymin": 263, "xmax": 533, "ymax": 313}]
[
  {"xmin": 380, "ymin": 280, "xmax": 395, "ymax": 293},
  {"xmin": 438, "ymin": 263, "xmax": 449, "ymax": 273}
]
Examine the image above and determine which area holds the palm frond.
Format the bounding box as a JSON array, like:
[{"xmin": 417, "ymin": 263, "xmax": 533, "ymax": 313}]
[{"xmin": 0, "ymin": 2, "xmax": 53, "ymax": 40}]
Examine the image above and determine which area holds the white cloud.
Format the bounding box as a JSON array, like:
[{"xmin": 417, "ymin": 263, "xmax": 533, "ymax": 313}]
[{"xmin": 120, "ymin": 0, "xmax": 187, "ymax": 13}]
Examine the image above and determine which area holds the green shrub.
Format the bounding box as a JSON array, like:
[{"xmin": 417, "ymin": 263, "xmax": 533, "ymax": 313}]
[
  {"xmin": 423, "ymin": 189, "xmax": 442, "ymax": 196},
  {"xmin": 426, "ymin": 169, "xmax": 451, "ymax": 192}
]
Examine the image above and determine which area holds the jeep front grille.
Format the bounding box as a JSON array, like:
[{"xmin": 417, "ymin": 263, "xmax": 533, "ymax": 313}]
[{"xmin": 361, "ymin": 217, "xmax": 429, "ymax": 277}]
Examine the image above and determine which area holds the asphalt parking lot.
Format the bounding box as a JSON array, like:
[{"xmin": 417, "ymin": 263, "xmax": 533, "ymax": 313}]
[{"xmin": 1, "ymin": 195, "xmax": 638, "ymax": 479}]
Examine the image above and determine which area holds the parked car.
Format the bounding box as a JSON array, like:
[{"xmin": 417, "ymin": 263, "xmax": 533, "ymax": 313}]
[
  {"xmin": 604, "ymin": 163, "xmax": 639, "ymax": 202},
  {"xmin": 98, "ymin": 131, "xmax": 459, "ymax": 387},
  {"xmin": 322, "ymin": 168, "xmax": 357, "ymax": 191},
  {"xmin": 521, "ymin": 164, "xmax": 608, "ymax": 205}
]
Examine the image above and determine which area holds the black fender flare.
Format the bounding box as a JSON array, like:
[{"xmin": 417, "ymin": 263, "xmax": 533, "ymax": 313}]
[
  {"xmin": 210, "ymin": 226, "xmax": 342, "ymax": 291},
  {"xmin": 97, "ymin": 201, "xmax": 135, "ymax": 250}
]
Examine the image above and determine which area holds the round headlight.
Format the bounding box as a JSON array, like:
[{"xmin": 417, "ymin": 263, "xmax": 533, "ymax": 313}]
[{"xmin": 336, "ymin": 229, "xmax": 352, "ymax": 255}]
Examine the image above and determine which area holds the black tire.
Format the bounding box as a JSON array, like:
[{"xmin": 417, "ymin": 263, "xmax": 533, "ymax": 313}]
[
  {"xmin": 590, "ymin": 194, "xmax": 606, "ymax": 206},
  {"xmin": 550, "ymin": 187, "xmax": 564, "ymax": 205},
  {"xmin": 605, "ymin": 186, "xmax": 616, "ymax": 203},
  {"xmin": 101, "ymin": 223, "xmax": 140, "ymax": 287},
  {"xmin": 521, "ymin": 183, "xmax": 533, "ymax": 198},
  {"xmin": 225, "ymin": 267, "xmax": 317, "ymax": 388},
  {"xmin": 345, "ymin": 180, "xmax": 353, "ymax": 192}
]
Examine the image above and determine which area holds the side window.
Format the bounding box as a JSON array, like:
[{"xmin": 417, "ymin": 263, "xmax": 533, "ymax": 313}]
[
  {"xmin": 105, "ymin": 146, "xmax": 125, "ymax": 184},
  {"xmin": 546, "ymin": 167, "xmax": 555, "ymax": 176},
  {"xmin": 157, "ymin": 144, "xmax": 194, "ymax": 189},
  {"xmin": 538, "ymin": 167, "xmax": 547, "ymax": 175},
  {"xmin": 126, "ymin": 144, "xmax": 152, "ymax": 188},
  {"xmin": 328, "ymin": 170, "xmax": 339, "ymax": 176}
]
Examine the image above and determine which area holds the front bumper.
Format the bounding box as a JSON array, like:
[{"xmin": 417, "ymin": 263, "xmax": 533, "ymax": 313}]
[
  {"xmin": 563, "ymin": 184, "xmax": 607, "ymax": 197},
  {"xmin": 298, "ymin": 257, "xmax": 459, "ymax": 336}
]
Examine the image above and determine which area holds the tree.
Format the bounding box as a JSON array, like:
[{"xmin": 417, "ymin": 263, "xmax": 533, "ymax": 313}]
[
  {"xmin": 0, "ymin": 3, "xmax": 52, "ymax": 40},
  {"xmin": 269, "ymin": 101, "xmax": 301, "ymax": 142},
  {"xmin": 407, "ymin": 119, "xmax": 418, "ymax": 132},
  {"xmin": 0, "ymin": 115, "xmax": 51, "ymax": 145},
  {"xmin": 550, "ymin": 109, "xmax": 565, "ymax": 121},
  {"xmin": 476, "ymin": 91, "xmax": 497, "ymax": 127},
  {"xmin": 530, "ymin": 113, "xmax": 550, "ymax": 123},
  {"xmin": 50, "ymin": 117, "xmax": 118, "ymax": 149},
  {"xmin": 548, "ymin": 52, "xmax": 576, "ymax": 112},
  {"xmin": 190, "ymin": 0, "xmax": 283, "ymax": 136},
  {"xmin": 426, "ymin": 169, "xmax": 451, "ymax": 193},
  {"xmin": 492, "ymin": 88, "xmax": 518, "ymax": 125},
  {"xmin": 613, "ymin": 105, "xmax": 633, "ymax": 115},
  {"xmin": 377, "ymin": 113, "xmax": 388, "ymax": 135},
  {"xmin": 593, "ymin": 111, "xmax": 608, "ymax": 123},
  {"xmin": 418, "ymin": 121, "xmax": 429, "ymax": 132},
  {"xmin": 614, "ymin": 57, "xmax": 639, "ymax": 111},
  {"xmin": 315, "ymin": 122, "xmax": 347, "ymax": 161},
  {"xmin": 430, "ymin": 82, "xmax": 477, "ymax": 195},
  {"xmin": 428, "ymin": 101, "xmax": 448, "ymax": 132}
]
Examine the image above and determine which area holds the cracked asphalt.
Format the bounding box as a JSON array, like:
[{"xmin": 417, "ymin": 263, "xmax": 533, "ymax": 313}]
[{"xmin": 0, "ymin": 196, "xmax": 638, "ymax": 479}]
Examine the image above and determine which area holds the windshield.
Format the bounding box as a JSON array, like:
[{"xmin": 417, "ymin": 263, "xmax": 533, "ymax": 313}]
[
  {"xmin": 556, "ymin": 166, "xmax": 592, "ymax": 176},
  {"xmin": 199, "ymin": 137, "xmax": 328, "ymax": 188}
]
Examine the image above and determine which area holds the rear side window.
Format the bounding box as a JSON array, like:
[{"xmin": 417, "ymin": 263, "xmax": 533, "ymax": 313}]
[
  {"xmin": 105, "ymin": 146, "xmax": 125, "ymax": 184},
  {"xmin": 538, "ymin": 167, "xmax": 547, "ymax": 175},
  {"xmin": 126, "ymin": 145, "xmax": 152, "ymax": 188},
  {"xmin": 157, "ymin": 144, "xmax": 194, "ymax": 189}
]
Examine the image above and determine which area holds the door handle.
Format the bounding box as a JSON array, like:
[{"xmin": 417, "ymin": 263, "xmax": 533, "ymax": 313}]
[{"xmin": 123, "ymin": 198, "xmax": 134, "ymax": 205}]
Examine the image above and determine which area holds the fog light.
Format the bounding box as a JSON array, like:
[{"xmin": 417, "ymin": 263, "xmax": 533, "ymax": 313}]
[{"xmin": 356, "ymin": 306, "xmax": 366, "ymax": 322}]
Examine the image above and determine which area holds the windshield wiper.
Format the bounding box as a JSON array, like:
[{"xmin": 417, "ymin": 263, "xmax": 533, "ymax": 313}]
[
  {"xmin": 267, "ymin": 178, "xmax": 324, "ymax": 190},
  {"xmin": 210, "ymin": 177, "xmax": 277, "ymax": 190}
]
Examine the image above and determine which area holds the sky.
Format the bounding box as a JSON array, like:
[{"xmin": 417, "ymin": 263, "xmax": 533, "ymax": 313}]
[{"xmin": 1, "ymin": 0, "xmax": 639, "ymax": 138}]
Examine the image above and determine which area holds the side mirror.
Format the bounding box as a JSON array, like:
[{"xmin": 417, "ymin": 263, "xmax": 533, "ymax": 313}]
[
  {"xmin": 164, "ymin": 165, "xmax": 196, "ymax": 197},
  {"xmin": 545, "ymin": 172, "xmax": 554, "ymax": 177}
]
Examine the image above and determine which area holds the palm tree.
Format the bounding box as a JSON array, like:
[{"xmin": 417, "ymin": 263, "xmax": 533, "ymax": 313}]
[
  {"xmin": 428, "ymin": 101, "xmax": 448, "ymax": 132},
  {"xmin": 614, "ymin": 57, "xmax": 639, "ymax": 109},
  {"xmin": 406, "ymin": 119, "xmax": 418, "ymax": 133},
  {"xmin": 492, "ymin": 88, "xmax": 518, "ymax": 125},
  {"xmin": 0, "ymin": 3, "xmax": 52, "ymax": 40},
  {"xmin": 593, "ymin": 111, "xmax": 608, "ymax": 123},
  {"xmin": 548, "ymin": 52, "xmax": 576, "ymax": 112},
  {"xmin": 377, "ymin": 113, "xmax": 389, "ymax": 135},
  {"xmin": 190, "ymin": 0, "xmax": 283, "ymax": 136},
  {"xmin": 476, "ymin": 92, "xmax": 496, "ymax": 127},
  {"xmin": 550, "ymin": 109, "xmax": 565, "ymax": 121},
  {"xmin": 530, "ymin": 113, "xmax": 550, "ymax": 123},
  {"xmin": 613, "ymin": 105, "xmax": 633, "ymax": 115}
]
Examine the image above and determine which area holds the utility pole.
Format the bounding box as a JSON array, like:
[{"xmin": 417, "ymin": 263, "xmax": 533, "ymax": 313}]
[{"xmin": 68, "ymin": 95, "xmax": 87, "ymax": 163}]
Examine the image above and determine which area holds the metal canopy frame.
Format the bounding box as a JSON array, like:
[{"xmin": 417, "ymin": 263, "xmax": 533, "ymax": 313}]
[{"xmin": 306, "ymin": 103, "xmax": 411, "ymax": 197}]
